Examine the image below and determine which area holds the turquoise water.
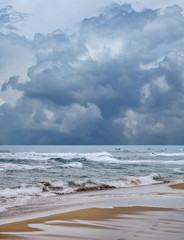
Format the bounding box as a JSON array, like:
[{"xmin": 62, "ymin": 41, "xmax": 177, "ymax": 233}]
[{"xmin": 0, "ymin": 145, "xmax": 184, "ymax": 214}]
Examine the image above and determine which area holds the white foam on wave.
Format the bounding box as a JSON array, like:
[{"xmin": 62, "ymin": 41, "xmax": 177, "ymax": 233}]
[
  {"xmin": 106, "ymin": 180, "xmax": 127, "ymax": 188},
  {"xmin": 84, "ymin": 152, "xmax": 121, "ymax": 163},
  {"xmin": 0, "ymin": 151, "xmax": 120, "ymax": 163},
  {"xmin": 152, "ymin": 152, "xmax": 184, "ymax": 157},
  {"xmin": 102, "ymin": 174, "xmax": 162, "ymax": 188},
  {"xmin": 0, "ymin": 152, "xmax": 51, "ymax": 161},
  {"xmin": 173, "ymin": 168, "xmax": 184, "ymax": 173},
  {"xmin": 0, "ymin": 163, "xmax": 51, "ymax": 171},
  {"xmin": 116, "ymin": 159, "xmax": 184, "ymax": 165},
  {"xmin": 0, "ymin": 186, "xmax": 42, "ymax": 198},
  {"xmin": 109, "ymin": 174, "xmax": 162, "ymax": 188},
  {"xmin": 50, "ymin": 151, "xmax": 120, "ymax": 163},
  {"xmin": 0, "ymin": 183, "xmax": 59, "ymax": 213},
  {"xmin": 125, "ymin": 173, "xmax": 162, "ymax": 186},
  {"xmin": 50, "ymin": 181, "xmax": 65, "ymax": 188},
  {"xmin": 88, "ymin": 173, "xmax": 162, "ymax": 189},
  {"xmin": 62, "ymin": 162, "xmax": 83, "ymax": 168},
  {"xmin": 0, "ymin": 195, "xmax": 32, "ymax": 213},
  {"xmin": 2, "ymin": 150, "xmax": 184, "ymax": 167}
]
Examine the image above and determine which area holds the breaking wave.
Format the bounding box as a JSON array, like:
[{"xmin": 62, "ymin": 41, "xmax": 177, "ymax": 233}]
[
  {"xmin": 0, "ymin": 173, "xmax": 165, "ymax": 213},
  {"xmin": 0, "ymin": 151, "xmax": 120, "ymax": 163}
]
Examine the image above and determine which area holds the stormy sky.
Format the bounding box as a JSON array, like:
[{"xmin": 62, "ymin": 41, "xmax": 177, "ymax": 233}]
[{"xmin": 0, "ymin": 0, "xmax": 184, "ymax": 145}]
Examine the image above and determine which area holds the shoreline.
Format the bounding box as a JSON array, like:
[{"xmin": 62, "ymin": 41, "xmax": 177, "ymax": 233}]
[
  {"xmin": 1, "ymin": 181, "xmax": 184, "ymax": 223},
  {"xmin": 0, "ymin": 182, "xmax": 184, "ymax": 240}
]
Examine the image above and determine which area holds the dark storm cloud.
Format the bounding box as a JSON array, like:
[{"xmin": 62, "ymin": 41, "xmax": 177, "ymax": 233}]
[{"xmin": 1, "ymin": 3, "xmax": 184, "ymax": 144}]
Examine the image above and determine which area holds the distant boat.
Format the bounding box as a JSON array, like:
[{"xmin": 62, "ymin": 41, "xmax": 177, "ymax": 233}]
[{"xmin": 115, "ymin": 148, "xmax": 121, "ymax": 151}]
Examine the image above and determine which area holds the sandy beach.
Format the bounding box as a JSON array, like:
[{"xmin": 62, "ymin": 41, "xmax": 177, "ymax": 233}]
[
  {"xmin": 0, "ymin": 206, "xmax": 183, "ymax": 240},
  {"xmin": 169, "ymin": 182, "xmax": 184, "ymax": 190},
  {"xmin": 0, "ymin": 182, "xmax": 184, "ymax": 240}
]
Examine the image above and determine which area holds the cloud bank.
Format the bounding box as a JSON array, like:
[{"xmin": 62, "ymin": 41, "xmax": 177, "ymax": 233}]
[{"xmin": 1, "ymin": 3, "xmax": 184, "ymax": 144}]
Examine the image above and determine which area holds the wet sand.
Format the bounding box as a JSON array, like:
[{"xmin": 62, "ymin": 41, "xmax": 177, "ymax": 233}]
[
  {"xmin": 1, "ymin": 206, "xmax": 183, "ymax": 240},
  {"xmin": 1, "ymin": 183, "xmax": 184, "ymax": 240},
  {"xmin": 169, "ymin": 182, "xmax": 184, "ymax": 190},
  {"xmin": 0, "ymin": 234, "xmax": 23, "ymax": 239}
]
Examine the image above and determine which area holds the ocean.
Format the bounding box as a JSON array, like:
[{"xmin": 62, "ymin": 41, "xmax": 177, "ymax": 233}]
[{"xmin": 0, "ymin": 145, "xmax": 184, "ymax": 219}]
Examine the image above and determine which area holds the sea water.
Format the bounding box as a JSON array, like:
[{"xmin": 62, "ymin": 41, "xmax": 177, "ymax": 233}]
[{"xmin": 0, "ymin": 145, "xmax": 184, "ymax": 217}]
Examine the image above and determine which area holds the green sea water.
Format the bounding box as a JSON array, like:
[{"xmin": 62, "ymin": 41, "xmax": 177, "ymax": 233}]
[{"xmin": 0, "ymin": 145, "xmax": 184, "ymax": 215}]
